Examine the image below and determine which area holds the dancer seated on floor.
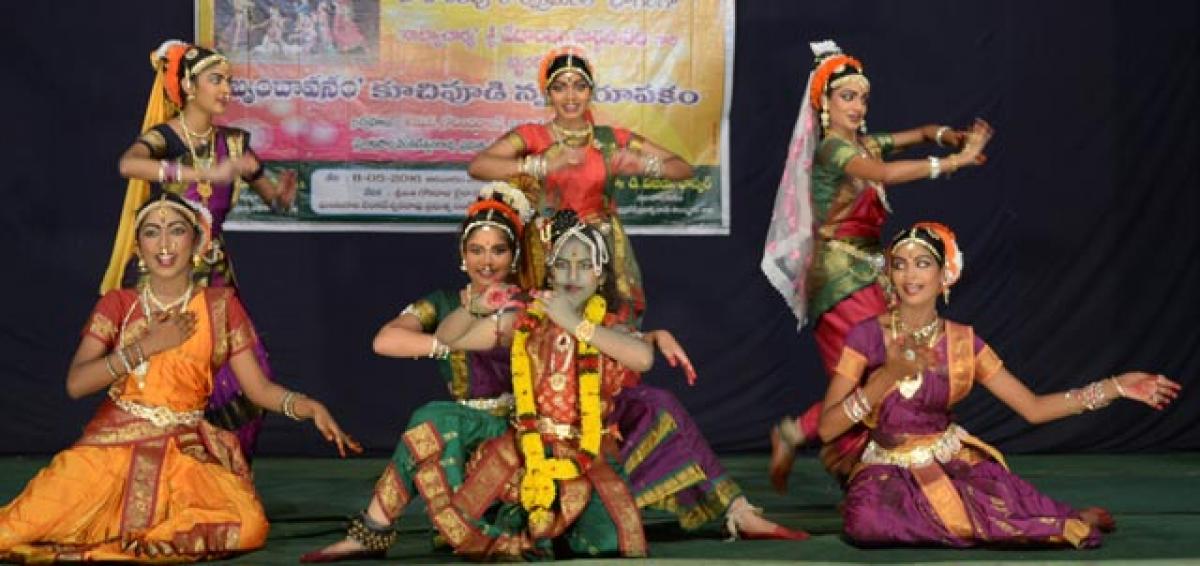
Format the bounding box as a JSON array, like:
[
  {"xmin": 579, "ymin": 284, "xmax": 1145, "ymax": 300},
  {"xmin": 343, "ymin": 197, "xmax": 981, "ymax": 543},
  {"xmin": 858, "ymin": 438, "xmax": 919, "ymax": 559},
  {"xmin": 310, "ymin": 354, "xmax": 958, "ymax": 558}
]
[
  {"xmin": 818, "ymin": 221, "xmax": 1180, "ymax": 548},
  {"xmin": 432, "ymin": 209, "xmax": 652, "ymax": 559},
  {"xmin": 0, "ymin": 193, "xmax": 359, "ymax": 563},
  {"xmin": 302, "ymin": 182, "xmax": 802, "ymax": 563}
]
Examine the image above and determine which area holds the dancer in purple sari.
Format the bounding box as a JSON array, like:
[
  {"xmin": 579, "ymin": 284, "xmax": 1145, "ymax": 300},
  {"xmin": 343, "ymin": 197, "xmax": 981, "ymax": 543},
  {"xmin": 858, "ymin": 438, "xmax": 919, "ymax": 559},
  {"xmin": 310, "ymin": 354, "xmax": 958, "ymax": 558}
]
[
  {"xmin": 105, "ymin": 40, "xmax": 298, "ymax": 459},
  {"xmin": 819, "ymin": 222, "xmax": 1180, "ymax": 547}
]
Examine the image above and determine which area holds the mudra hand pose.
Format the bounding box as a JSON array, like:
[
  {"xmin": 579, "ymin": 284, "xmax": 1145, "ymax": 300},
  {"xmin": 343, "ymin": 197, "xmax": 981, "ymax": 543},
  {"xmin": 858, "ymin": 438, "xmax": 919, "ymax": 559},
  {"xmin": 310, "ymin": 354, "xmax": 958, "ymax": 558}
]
[
  {"xmin": 108, "ymin": 40, "xmax": 300, "ymax": 459},
  {"xmin": 818, "ymin": 222, "xmax": 1180, "ymax": 548},
  {"xmin": 0, "ymin": 193, "xmax": 358, "ymax": 563},
  {"xmin": 763, "ymin": 40, "xmax": 994, "ymax": 489},
  {"xmin": 468, "ymin": 47, "xmax": 693, "ymax": 321}
]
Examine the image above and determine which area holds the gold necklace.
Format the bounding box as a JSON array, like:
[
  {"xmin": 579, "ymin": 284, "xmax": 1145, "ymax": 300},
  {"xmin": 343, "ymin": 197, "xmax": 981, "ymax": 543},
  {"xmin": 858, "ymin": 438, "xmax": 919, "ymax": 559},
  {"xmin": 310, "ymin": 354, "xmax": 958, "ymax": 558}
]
[
  {"xmin": 178, "ymin": 118, "xmax": 216, "ymax": 204},
  {"xmin": 179, "ymin": 115, "xmax": 214, "ymax": 139},
  {"xmin": 889, "ymin": 309, "xmax": 940, "ymax": 399},
  {"xmin": 550, "ymin": 121, "xmax": 593, "ymax": 149}
]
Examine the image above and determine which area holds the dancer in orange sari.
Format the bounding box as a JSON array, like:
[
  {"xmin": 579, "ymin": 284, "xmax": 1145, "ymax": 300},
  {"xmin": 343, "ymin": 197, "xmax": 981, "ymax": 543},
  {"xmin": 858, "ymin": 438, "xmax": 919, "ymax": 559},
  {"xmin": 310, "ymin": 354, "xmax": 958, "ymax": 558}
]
[{"xmin": 0, "ymin": 194, "xmax": 358, "ymax": 563}]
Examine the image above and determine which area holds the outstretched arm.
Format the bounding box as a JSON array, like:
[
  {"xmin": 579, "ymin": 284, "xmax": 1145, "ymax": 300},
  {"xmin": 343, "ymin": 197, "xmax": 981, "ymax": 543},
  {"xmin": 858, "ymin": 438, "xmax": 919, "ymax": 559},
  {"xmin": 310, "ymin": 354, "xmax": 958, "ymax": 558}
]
[
  {"xmin": 982, "ymin": 369, "xmax": 1180, "ymax": 424},
  {"xmin": 843, "ymin": 119, "xmax": 993, "ymax": 184},
  {"xmin": 229, "ymin": 349, "xmax": 362, "ymax": 457}
]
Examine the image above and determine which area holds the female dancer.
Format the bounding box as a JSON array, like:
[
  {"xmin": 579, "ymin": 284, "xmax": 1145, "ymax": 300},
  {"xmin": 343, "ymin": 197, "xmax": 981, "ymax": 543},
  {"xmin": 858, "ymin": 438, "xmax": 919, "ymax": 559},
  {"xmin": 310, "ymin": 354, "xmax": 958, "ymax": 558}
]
[
  {"xmin": 468, "ymin": 47, "xmax": 692, "ymax": 321},
  {"xmin": 472, "ymin": 50, "xmax": 803, "ymax": 538},
  {"xmin": 764, "ymin": 40, "xmax": 993, "ymax": 489},
  {"xmin": 436, "ymin": 209, "xmax": 654, "ymax": 559},
  {"xmin": 110, "ymin": 40, "xmax": 297, "ymax": 458},
  {"xmin": 0, "ymin": 193, "xmax": 357, "ymax": 563},
  {"xmin": 821, "ymin": 222, "xmax": 1179, "ymax": 547}
]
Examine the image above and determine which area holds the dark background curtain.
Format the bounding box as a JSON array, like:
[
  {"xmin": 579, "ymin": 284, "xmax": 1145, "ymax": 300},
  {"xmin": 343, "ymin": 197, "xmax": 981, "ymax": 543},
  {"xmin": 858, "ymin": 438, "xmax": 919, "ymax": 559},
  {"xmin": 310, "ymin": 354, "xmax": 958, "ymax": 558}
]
[{"xmin": 1, "ymin": 1, "xmax": 1196, "ymax": 456}]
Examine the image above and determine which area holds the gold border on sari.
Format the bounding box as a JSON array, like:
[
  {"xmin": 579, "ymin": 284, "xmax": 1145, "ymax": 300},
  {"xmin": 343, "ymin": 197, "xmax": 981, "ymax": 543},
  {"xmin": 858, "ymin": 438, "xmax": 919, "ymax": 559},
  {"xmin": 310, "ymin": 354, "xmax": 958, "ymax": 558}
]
[
  {"xmin": 622, "ymin": 411, "xmax": 678, "ymax": 474},
  {"xmin": 945, "ymin": 321, "xmax": 976, "ymax": 406},
  {"xmin": 372, "ymin": 462, "xmax": 412, "ymax": 520}
]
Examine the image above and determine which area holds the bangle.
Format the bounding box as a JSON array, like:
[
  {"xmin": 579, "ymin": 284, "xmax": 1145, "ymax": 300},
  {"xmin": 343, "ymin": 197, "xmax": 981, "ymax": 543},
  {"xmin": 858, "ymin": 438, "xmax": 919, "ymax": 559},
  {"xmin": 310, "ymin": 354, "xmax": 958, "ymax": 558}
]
[
  {"xmin": 281, "ymin": 391, "xmax": 305, "ymax": 421},
  {"xmin": 132, "ymin": 343, "xmax": 147, "ymax": 367},
  {"xmin": 103, "ymin": 354, "xmax": 121, "ymax": 381},
  {"xmin": 157, "ymin": 160, "xmax": 167, "ymax": 183},
  {"xmin": 928, "ymin": 156, "xmax": 941, "ymax": 180},
  {"xmin": 519, "ymin": 155, "xmax": 547, "ymax": 180},
  {"xmin": 1066, "ymin": 379, "xmax": 1114, "ymax": 412},
  {"xmin": 115, "ymin": 347, "xmax": 134, "ymax": 375},
  {"xmin": 573, "ymin": 319, "xmax": 596, "ymax": 343},
  {"xmin": 934, "ymin": 126, "xmax": 950, "ymax": 147},
  {"xmin": 841, "ymin": 387, "xmax": 871, "ymax": 423},
  {"xmin": 428, "ymin": 336, "xmax": 451, "ymax": 360},
  {"xmin": 1110, "ymin": 376, "xmax": 1127, "ymax": 398},
  {"xmin": 642, "ymin": 154, "xmax": 663, "ymax": 178}
]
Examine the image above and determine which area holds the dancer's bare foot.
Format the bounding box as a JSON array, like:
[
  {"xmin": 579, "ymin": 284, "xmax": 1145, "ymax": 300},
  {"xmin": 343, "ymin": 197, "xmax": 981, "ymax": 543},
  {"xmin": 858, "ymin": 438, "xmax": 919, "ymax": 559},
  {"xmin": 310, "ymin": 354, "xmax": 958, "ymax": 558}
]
[
  {"xmin": 300, "ymin": 537, "xmax": 384, "ymax": 563},
  {"xmin": 725, "ymin": 497, "xmax": 809, "ymax": 541},
  {"xmin": 1079, "ymin": 506, "xmax": 1116, "ymax": 533},
  {"xmin": 769, "ymin": 420, "xmax": 799, "ymax": 493}
]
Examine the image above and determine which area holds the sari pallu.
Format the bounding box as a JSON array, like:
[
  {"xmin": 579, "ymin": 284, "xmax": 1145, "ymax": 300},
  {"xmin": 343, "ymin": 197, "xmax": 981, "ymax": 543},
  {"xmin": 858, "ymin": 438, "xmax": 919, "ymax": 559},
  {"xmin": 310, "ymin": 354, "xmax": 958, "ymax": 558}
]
[
  {"xmin": 104, "ymin": 123, "xmax": 272, "ymax": 458},
  {"xmin": 835, "ymin": 318, "xmax": 1101, "ymax": 548},
  {"xmin": 0, "ymin": 289, "xmax": 269, "ymax": 563}
]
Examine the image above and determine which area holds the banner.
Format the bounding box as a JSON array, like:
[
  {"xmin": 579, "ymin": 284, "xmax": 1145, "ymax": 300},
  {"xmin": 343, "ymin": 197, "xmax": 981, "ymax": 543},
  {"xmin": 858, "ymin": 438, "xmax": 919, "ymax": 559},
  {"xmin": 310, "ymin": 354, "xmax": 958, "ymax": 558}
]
[{"xmin": 196, "ymin": 0, "xmax": 732, "ymax": 234}]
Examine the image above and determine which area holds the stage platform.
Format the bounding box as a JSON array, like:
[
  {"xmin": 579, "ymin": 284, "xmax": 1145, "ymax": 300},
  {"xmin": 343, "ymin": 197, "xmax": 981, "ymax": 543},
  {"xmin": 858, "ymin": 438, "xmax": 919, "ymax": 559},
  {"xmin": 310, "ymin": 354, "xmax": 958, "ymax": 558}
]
[{"xmin": 1, "ymin": 453, "xmax": 1196, "ymax": 564}]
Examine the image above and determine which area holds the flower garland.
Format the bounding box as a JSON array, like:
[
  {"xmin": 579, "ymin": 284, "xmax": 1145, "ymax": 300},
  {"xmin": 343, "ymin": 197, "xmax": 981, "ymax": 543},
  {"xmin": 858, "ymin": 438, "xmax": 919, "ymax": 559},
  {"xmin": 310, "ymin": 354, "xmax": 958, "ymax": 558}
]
[{"xmin": 511, "ymin": 294, "xmax": 607, "ymax": 530}]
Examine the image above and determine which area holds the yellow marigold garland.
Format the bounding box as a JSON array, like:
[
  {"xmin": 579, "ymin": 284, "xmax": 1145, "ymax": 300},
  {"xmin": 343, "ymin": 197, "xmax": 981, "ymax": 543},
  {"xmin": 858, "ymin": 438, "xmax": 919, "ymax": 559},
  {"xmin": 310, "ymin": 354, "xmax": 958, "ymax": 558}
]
[{"xmin": 511, "ymin": 294, "xmax": 607, "ymax": 532}]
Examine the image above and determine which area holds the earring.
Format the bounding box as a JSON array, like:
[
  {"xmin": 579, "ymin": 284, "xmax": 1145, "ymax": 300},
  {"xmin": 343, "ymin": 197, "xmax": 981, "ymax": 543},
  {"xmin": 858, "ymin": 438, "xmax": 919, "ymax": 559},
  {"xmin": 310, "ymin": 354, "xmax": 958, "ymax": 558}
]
[
  {"xmin": 459, "ymin": 260, "xmax": 467, "ymax": 272},
  {"xmin": 859, "ymin": 119, "xmax": 867, "ymax": 134},
  {"xmin": 820, "ymin": 109, "xmax": 830, "ymax": 131},
  {"xmin": 193, "ymin": 253, "xmax": 203, "ymax": 268},
  {"xmin": 137, "ymin": 256, "xmax": 148, "ymax": 273},
  {"xmin": 942, "ymin": 287, "xmax": 951, "ymax": 304}
]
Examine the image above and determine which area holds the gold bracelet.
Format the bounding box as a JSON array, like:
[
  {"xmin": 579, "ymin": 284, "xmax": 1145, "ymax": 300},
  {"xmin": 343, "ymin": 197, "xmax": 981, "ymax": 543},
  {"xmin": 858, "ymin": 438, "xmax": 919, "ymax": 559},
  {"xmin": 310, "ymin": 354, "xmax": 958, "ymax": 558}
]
[
  {"xmin": 573, "ymin": 319, "xmax": 596, "ymax": 343},
  {"xmin": 103, "ymin": 354, "xmax": 121, "ymax": 381}
]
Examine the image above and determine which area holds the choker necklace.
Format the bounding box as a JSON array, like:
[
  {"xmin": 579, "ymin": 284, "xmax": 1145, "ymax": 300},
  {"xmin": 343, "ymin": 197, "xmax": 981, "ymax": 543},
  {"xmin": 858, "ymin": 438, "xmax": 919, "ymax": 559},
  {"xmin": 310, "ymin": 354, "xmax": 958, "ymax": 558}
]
[{"xmin": 550, "ymin": 121, "xmax": 593, "ymax": 149}]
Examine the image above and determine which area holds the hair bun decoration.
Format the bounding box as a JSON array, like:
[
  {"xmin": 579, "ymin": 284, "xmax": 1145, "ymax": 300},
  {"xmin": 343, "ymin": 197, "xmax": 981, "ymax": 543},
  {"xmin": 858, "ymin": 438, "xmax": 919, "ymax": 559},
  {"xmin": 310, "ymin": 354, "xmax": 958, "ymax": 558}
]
[{"xmin": 913, "ymin": 221, "xmax": 963, "ymax": 286}]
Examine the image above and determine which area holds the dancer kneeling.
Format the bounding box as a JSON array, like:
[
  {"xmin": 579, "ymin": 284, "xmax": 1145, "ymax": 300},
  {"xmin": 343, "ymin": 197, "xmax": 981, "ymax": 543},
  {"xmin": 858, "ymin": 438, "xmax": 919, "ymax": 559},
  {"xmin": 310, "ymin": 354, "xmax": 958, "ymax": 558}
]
[
  {"xmin": 820, "ymin": 222, "xmax": 1180, "ymax": 547},
  {"xmin": 0, "ymin": 193, "xmax": 358, "ymax": 563}
]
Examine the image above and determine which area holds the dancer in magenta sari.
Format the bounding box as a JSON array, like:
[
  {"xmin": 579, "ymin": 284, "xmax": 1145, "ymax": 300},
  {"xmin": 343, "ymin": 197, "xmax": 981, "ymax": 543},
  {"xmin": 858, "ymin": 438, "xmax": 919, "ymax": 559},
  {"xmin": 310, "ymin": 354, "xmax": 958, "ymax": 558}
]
[
  {"xmin": 819, "ymin": 222, "xmax": 1180, "ymax": 547},
  {"xmin": 108, "ymin": 40, "xmax": 298, "ymax": 459},
  {"xmin": 761, "ymin": 40, "xmax": 994, "ymax": 488}
]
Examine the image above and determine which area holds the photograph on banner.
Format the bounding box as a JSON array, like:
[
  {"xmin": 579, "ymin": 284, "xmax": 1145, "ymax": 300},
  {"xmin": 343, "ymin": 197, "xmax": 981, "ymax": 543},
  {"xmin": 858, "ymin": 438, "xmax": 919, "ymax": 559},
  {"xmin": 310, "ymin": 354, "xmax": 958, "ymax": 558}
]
[{"xmin": 196, "ymin": 0, "xmax": 731, "ymax": 233}]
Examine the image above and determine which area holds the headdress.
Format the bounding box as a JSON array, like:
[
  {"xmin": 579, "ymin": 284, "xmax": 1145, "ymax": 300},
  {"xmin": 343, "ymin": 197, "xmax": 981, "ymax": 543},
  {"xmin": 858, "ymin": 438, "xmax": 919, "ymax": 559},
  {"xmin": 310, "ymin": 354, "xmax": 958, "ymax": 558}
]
[
  {"xmin": 538, "ymin": 46, "xmax": 594, "ymax": 94},
  {"xmin": 99, "ymin": 40, "xmax": 228, "ymax": 294},
  {"xmin": 808, "ymin": 40, "xmax": 868, "ymax": 111},
  {"xmin": 889, "ymin": 221, "xmax": 964, "ymax": 287},
  {"xmin": 544, "ymin": 209, "xmax": 609, "ymax": 277}
]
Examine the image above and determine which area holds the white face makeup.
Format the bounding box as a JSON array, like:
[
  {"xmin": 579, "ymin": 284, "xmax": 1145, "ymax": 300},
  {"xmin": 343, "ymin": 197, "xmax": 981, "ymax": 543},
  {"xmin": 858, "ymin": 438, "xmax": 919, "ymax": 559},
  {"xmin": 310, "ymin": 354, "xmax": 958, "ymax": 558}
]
[{"xmin": 549, "ymin": 235, "xmax": 602, "ymax": 311}]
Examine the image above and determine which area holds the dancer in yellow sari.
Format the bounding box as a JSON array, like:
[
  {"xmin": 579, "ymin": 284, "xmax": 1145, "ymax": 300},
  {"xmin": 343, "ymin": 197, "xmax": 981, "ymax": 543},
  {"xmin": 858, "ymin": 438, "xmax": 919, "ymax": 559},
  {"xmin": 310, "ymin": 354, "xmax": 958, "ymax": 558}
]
[{"xmin": 0, "ymin": 193, "xmax": 358, "ymax": 563}]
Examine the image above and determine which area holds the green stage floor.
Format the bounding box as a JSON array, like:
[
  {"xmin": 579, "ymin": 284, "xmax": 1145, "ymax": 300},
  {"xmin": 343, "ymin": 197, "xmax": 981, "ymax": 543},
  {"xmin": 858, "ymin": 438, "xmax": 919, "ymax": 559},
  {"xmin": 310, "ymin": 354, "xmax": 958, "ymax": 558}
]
[{"xmin": 1, "ymin": 453, "xmax": 1196, "ymax": 564}]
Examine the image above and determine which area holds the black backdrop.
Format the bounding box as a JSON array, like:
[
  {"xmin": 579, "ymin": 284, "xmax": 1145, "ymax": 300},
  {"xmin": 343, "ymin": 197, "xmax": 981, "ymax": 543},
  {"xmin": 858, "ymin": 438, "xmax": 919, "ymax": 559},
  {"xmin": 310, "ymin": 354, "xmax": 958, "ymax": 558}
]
[{"xmin": 1, "ymin": 1, "xmax": 1196, "ymax": 456}]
